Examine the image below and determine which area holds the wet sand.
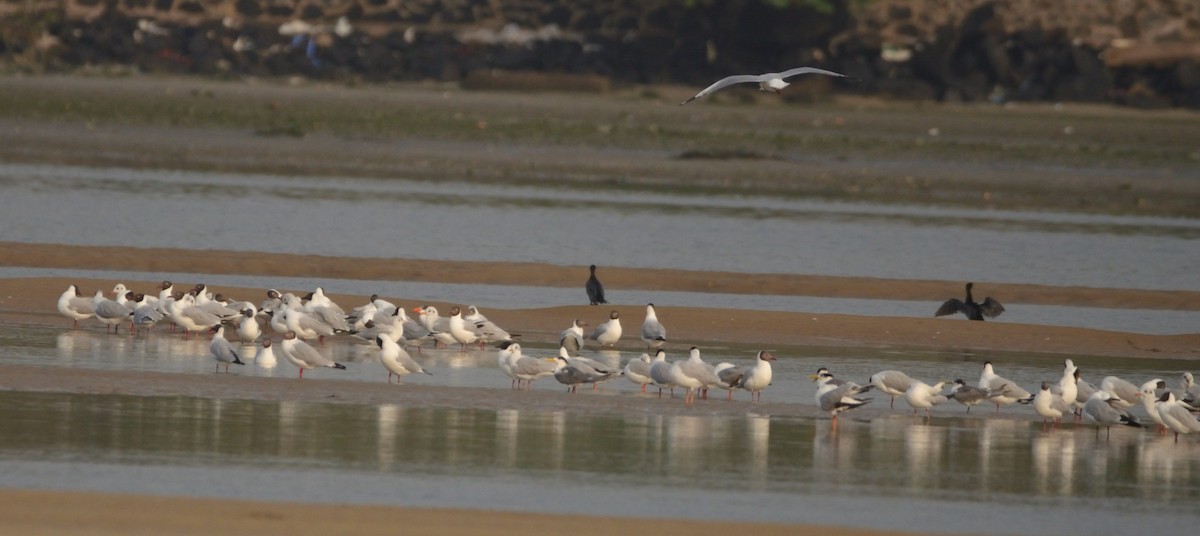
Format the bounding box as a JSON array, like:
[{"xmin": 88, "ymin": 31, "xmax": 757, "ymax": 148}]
[{"xmin": 0, "ymin": 488, "xmax": 920, "ymax": 536}]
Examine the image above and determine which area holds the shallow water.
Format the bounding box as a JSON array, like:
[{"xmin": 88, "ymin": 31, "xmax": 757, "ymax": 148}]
[
  {"xmin": 2, "ymin": 162, "xmax": 1198, "ymax": 291},
  {"xmin": 3, "ymin": 321, "xmax": 1200, "ymax": 534},
  {"xmin": 1, "ymin": 389, "xmax": 1198, "ymax": 535}
]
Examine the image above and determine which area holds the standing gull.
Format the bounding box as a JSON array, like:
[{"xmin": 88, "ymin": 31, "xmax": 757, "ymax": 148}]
[
  {"xmin": 739, "ymin": 351, "xmax": 777, "ymax": 402},
  {"xmin": 1033, "ymin": 382, "xmax": 1073, "ymax": 429},
  {"xmin": 92, "ymin": 290, "xmax": 133, "ymax": 334},
  {"xmin": 588, "ymin": 310, "xmax": 622, "ymax": 348},
  {"xmin": 376, "ymin": 335, "xmax": 430, "ymax": 383},
  {"xmin": 978, "ymin": 362, "xmax": 1033, "ymax": 411},
  {"xmin": 680, "ymin": 66, "xmax": 852, "ymax": 105},
  {"xmin": 1083, "ymin": 391, "xmax": 1142, "ymax": 440},
  {"xmin": 279, "ymin": 330, "xmax": 347, "ymax": 379},
  {"xmin": 586, "ymin": 264, "xmax": 607, "ymax": 305},
  {"xmin": 641, "ymin": 303, "xmax": 667, "ymax": 349},
  {"xmin": 935, "ymin": 282, "xmax": 1004, "ymax": 321},
  {"xmin": 56, "ymin": 284, "xmax": 94, "ymax": 329},
  {"xmin": 869, "ymin": 370, "xmax": 915, "ymax": 409},
  {"xmin": 623, "ymin": 353, "xmax": 653, "ymax": 393},
  {"xmin": 648, "ymin": 349, "xmax": 676, "ymax": 398},
  {"xmin": 1156, "ymin": 392, "xmax": 1200, "ymax": 442},
  {"xmin": 209, "ymin": 326, "xmax": 245, "ymax": 373},
  {"xmin": 904, "ymin": 379, "xmax": 949, "ymax": 419}
]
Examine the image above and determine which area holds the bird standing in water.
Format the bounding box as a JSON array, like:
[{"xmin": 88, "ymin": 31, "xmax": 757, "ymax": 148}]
[
  {"xmin": 586, "ymin": 265, "xmax": 607, "ymax": 305},
  {"xmin": 935, "ymin": 282, "xmax": 1004, "ymax": 321}
]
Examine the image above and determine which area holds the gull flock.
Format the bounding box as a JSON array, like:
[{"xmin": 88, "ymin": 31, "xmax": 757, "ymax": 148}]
[{"xmin": 56, "ymin": 281, "xmax": 1200, "ymax": 441}]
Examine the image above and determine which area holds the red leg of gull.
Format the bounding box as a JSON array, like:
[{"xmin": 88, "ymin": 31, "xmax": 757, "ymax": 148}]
[{"xmin": 727, "ymin": 390, "xmax": 733, "ymax": 401}]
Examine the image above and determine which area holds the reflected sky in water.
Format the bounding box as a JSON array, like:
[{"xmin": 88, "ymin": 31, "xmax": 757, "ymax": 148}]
[
  {"xmin": 0, "ymin": 391, "xmax": 1197, "ymax": 535},
  {"xmin": 1, "ymin": 163, "xmax": 1197, "ymax": 291}
]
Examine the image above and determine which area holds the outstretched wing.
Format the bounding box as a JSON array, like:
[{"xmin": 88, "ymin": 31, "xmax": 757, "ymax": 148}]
[
  {"xmin": 680, "ymin": 74, "xmax": 768, "ymax": 105},
  {"xmin": 979, "ymin": 297, "xmax": 1005, "ymax": 318},
  {"xmin": 935, "ymin": 299, "xmax": 964, "ymax": 317},
  {"xmin": 778, "ymin": 66, "xmax": 852, "ymax": 80}
]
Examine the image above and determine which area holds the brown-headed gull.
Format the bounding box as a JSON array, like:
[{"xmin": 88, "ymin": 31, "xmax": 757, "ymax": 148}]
[
  {"xmin": 279, "ymin": 330, "xmax": 346, "ymax": 379},
  {"xmin": 167, "ymin": 293, "xmax": 223, "ymax": 339},
  {"xmin": 559, "ymin": 319, "xmax": 587, "ymax": 355},
  {"xmin": 935, "ymin": 282, "xmax": 1004, "ymax": 321},
  {"xmin": 254, "ymin": 338, "xmax": 277, "ymax": 369},
  {"xmin": 680, "ymin": 66, "xmax": 851, "ymax": 105},
  {"xmin": 1083, "ymin": 391, "xmax": 1142, "ymax": 440},
  {"xmin": 376, "ymin": 335, "xmax": 430, "ymax": 383},
  {"xmin": 588, "ymin": 310, "xmax": 622, "ymax": 348},
  {"xmin": 446, "ymin": 306, "xmax": 481, "ymax": 351},
  {"xmin": 92, "ymin": 289, "xmax": 133, "ymax": 334},
  {"xmin": 57, "ymin": 284, "xmax": 95, "ymax": 329},
  {"xmin": 209, "ymin": 326, "xmax": 245, "ymax": 373},
  {"xmin": 586, "ymin": 264, "xmax": 606, "ymax": 305},
  {"xmin": 235, "ymin": 307, "xmax": 262, "ymax": 344},
  {"xmin": 641, "ymin": 303, "xmax": 667, "ymax": 349},
  {"xmin": 648, "ymin": 348, "xmax": 676, "ymax": 398},
  {"xmin": 739, "ymin": 351, "xmax": 777, "ymax": 402},
  {"xmin": 1033, "ymin": 382, "xmax": 1073, "ymax": 429}
]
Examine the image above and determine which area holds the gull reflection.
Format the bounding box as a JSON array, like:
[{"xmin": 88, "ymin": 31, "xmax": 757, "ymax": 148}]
[
  {"xmin": 744, "ymin": 414, "xmax": 770, "ymax": 490},
  {"xmin": 666, "ymin": 415, "xmax": 710, "ymax": 479},
  {"xmin": 904, "ymin": 423, "xmax": 945, "ymax": 488},
  {"xmin": 546, "ymin": 410, "xmax": 567, "ymax": 471},
  {"xmin": 495, "ymin": 408, "xmax": 520, "ymax": 469},
  {"xmin": 376, "ymin": 403, "xmax": 401, "ymax": 471},
  {"xmin": 1031, "ymin": 430, "xmax": 1078, "ymax": 496}
]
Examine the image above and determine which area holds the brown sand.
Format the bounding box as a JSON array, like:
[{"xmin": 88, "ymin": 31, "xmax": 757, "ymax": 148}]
[{"xmin": 0, "ymin": 488, "xmax": 921, "ymax": 536}]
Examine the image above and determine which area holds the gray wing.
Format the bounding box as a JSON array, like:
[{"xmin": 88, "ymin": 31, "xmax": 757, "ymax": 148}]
[
  {"xmin": 94, "ymin": 300, "xmax": 132, "ymax": 319},
  {"xmin": 778, "ymin": 67, "xmax": 850, "ymax": 80},
  {"xmin": 679, "ymin": 360, "xmax": 719, "ymax": 385},
  {"xmin": 210, "ymin": 338, "xmax": 241, "ymax": 363},
  {"xmin": 871, "ymin": 370, "xmax": 914, "ymax": 393},
  {"xmin": 642, "ymin": 320, "xmax": 667, "ymax": 341},
  {"xmin": 717, "ymin": 366, "xmax": 744, "ymax": 388},
  {"xmin": 1108, "ymin": 379, "xmax": 1139, "ymax": 403},
  {"xmin": 1163, "ymin": 404, "xmax": 1200, "ymax": 431},
  {"xmin": 309, "ymin": 307, "xmax": 351, "ymax": 331},
  {"xmin": 134, "ymin": 305, "xmax": 163, "ymax": 325},
  {"xmin": 680, "ymin": 74, "xmax": 769, "ymax": 104},
  {"xmin": 514, "ymin": 357, "xmax": 555, "ymax": 376},
  {"xmin": 587, "ymin": 323, "xmax": 609, "ymax": 341},
  {"xmin": 1049, "ymin": 394, "xmax": 1073, "ymax": 413},
  {"xmin": 626, "ymin": 358, "xmax": 652, "ymax": 378},
  {"xmin": 395, "ymin": 349, "xmax": 430, "ymax": 375},
  {"xmin": 979, "ymin": 297, "xmax": 1005, "ymax": 318},
  {"xmin": 291, "ymin": 340, "xmax": 334, "ymax": 367},
  {"xmin": 181, "ymin": 306, "xmax": 221, "ymax": 326},
  {"xmin": 297, "ymin": 314, "xmax": 335, "ymax": 336},
  {"xmin": 68, "ymin": 297, "xmax": 95, "ymax": 315}
]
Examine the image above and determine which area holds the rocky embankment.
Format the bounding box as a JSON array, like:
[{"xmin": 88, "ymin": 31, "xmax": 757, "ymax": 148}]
[{"xmin": 1, "ymin": 0, "xmax": 1197, "ymax": 108}]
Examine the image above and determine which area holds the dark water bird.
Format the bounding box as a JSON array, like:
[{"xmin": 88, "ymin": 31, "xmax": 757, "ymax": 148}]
[
  {"xmin": 935, "ymin": 282, "xmax": 1004, "ymax": 321},
  {"xmin": 586, "ymin": 264, "xmax": 607, "ymax": 305}
]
